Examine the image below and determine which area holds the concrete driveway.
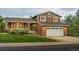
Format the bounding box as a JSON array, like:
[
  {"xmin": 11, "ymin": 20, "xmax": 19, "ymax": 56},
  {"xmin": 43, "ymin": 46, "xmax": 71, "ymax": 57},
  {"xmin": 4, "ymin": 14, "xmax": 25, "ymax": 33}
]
[{"xmin": 47, "ymin": 36, "xmax": 79, "ymax": 43}]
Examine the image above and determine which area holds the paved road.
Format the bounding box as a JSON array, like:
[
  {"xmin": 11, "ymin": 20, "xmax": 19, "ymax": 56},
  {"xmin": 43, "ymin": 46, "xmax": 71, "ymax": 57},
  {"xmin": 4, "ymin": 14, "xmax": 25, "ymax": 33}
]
[{"xmin": 0, "ymin": 44, "xmax": 79, "ymax": 51}]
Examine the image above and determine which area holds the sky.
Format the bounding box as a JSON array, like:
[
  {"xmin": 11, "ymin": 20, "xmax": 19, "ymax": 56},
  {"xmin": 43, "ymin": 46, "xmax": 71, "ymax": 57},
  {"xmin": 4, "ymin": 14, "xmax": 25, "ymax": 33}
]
[{"xmin": 0, "ymin": 8, "xmax": 78, "ymax": 19}]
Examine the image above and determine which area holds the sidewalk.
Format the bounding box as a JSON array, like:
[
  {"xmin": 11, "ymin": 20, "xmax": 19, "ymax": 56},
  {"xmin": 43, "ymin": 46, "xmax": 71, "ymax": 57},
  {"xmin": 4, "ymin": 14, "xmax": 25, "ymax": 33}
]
[{"xmin": 0, "ymin": 41, "xmax": 79, "ymax": 47}]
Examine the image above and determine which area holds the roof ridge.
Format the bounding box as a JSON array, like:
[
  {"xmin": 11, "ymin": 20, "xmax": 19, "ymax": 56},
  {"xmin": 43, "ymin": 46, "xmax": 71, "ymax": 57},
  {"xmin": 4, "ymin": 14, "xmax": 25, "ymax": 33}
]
[
  {"xmin": 5, "ymin": 17, "xmax": 30, "ymax": 19},
  {"xmin": 33, "ymin": 11, "xmax": 61, "ymax": 17}
]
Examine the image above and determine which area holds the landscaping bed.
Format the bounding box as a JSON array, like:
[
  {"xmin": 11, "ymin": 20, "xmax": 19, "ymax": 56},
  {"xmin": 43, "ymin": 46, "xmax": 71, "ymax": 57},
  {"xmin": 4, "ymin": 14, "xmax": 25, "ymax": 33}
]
[{"xmin": 0, "ymin": 34, "xmax": 57, "ymax": 43}]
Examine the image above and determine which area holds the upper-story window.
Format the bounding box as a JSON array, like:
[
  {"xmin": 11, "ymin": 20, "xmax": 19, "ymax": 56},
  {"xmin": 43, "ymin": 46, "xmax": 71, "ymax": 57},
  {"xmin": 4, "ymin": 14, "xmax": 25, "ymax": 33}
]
[
  {"xmin": 40, "ymin": 16, "xmax": 46, "ymax": 22},
  {"xmin": 53, "ymin": 17, "xmax": 59, "ymax": 22}
]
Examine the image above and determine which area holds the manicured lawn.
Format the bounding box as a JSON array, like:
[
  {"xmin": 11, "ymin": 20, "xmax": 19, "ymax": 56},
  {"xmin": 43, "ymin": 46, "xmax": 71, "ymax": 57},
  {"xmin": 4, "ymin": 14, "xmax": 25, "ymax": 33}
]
[{"xmin": 0, "ymin": 34, "xmax": 57, "ymax": 42}]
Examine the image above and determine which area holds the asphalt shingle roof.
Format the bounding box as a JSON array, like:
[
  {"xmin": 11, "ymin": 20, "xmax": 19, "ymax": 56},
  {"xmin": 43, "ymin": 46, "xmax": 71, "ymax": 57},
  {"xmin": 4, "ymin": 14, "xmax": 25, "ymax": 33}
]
[{"xmin": 5, "ymin": 17, "xmax": 38, "ymax": 23}]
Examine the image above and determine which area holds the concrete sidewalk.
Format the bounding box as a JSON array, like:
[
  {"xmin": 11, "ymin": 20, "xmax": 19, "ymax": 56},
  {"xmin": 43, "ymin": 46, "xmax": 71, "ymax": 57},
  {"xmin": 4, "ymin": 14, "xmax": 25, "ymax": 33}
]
[{"xmin": 0, "ymin": 42, "xmax": 79, "ymax": 47}]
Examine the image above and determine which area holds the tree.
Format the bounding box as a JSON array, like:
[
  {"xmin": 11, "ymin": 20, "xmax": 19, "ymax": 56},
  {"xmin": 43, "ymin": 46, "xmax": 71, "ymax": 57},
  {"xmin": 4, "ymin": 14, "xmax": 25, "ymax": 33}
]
[
  {"xmin": 65, "ymin": 9, "xmax": 79, "ymax": 36},
  {"xmin": 0, "ymin": 16, "xmax": 4, "ymax": 22},
  {"xmin": 76, "ymin": 9, "xmax": 79, "ymax": 17},
  {"xmin": 75, "ymin": 9, "xmax": 79, "ymax": 25},
  {"xmin": 65, "ymin": 15, "xmax": 73, "ymax": 35},
  {"xmin": 72, "ymin": 9, "xmax": 79, "ymax": 36},
  {"xmin": 0, "ymin": 16, "xmax": 5, "ymax": 32}
]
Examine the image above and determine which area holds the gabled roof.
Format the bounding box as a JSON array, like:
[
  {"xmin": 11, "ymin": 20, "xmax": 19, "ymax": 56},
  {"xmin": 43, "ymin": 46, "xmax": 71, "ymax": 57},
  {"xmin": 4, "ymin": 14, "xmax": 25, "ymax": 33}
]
[
  {"xmin": 33, "ymin": 11, "xmax": 61, "ymax": 18},
  {"xmin": 5, "ymin": 17, "xmax": 38, "ymax": 23}
]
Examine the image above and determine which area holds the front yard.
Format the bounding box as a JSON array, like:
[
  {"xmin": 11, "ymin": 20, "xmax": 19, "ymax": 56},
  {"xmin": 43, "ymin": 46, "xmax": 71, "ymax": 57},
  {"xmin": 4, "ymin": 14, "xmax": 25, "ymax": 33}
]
[{"xmin": 0, "ymin": 34, "xmax": 57, "ymax": 43}]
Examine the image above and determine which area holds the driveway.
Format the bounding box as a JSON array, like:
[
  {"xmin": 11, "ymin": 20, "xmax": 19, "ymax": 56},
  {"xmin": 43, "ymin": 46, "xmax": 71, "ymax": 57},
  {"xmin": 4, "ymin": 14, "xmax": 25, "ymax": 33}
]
[{"xmin": 47, "ymin": 36, "xmax": 79, "ymax": 43}]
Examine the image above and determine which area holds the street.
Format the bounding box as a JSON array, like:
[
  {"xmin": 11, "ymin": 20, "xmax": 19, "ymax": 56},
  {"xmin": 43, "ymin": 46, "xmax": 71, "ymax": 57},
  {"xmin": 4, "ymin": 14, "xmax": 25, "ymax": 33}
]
[{"xmin": 0, "ymin": 44, "xmax": 79, "ymax": 51}]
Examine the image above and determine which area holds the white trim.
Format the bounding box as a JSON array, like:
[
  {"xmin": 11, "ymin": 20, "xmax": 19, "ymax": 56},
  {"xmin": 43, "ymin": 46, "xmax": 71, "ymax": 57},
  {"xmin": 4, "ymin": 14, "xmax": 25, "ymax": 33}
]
[
  {"xmin": 53, "ymin": 16, "xmax": 59, "ymax": 22},
  {"xmin": 40, "ymin": 16, "xmax": 46, "ymax": 22},
  {"xmin": 37, "ymin": 16, "xmax": 39, "ymax": 21},
  {"xmin": 17, "ymin": 23, "xmax": 19, "ymax": 29}
]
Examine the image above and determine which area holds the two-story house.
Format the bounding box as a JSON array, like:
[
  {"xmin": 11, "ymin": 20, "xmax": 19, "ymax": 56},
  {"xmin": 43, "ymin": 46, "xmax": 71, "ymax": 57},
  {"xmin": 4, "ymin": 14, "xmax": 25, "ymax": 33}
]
[{"xmin": 5, "ymin": 11, "xmax": 68, "ymax": 36}]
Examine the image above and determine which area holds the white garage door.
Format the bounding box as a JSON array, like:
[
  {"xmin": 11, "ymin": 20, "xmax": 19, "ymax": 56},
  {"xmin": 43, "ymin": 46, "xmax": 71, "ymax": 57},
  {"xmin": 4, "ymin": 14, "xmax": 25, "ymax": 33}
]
[{"xmin": 46, "ymin": 27, "xmax": 64, "ymax": 36}]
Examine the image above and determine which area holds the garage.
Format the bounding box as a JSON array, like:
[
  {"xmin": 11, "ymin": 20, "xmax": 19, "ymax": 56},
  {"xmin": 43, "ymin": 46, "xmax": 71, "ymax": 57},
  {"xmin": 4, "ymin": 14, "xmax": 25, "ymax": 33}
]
[{"xmin": 46, "ymin": 27, "xmax": 64, "ymax": 36}]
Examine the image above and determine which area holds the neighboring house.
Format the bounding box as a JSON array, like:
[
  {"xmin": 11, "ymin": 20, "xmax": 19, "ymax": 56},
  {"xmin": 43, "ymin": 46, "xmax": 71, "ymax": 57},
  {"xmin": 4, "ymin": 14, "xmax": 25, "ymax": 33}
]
[{"xmin": 5, "ymin": 11, "xmax": 68, "ymax": 36}]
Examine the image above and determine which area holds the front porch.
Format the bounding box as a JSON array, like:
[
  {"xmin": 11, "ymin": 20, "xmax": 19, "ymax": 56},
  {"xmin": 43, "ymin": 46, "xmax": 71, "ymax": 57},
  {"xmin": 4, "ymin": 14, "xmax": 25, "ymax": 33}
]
[{"xmin": 5, "ymin": 22, "xmax": 37, "ymax": 31}]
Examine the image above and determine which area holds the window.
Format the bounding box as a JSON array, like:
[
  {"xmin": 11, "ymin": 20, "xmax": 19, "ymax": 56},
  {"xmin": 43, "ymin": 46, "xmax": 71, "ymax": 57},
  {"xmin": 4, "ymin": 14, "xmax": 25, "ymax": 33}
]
[
  {"xmin": 47, "ymin": 28, "xmax": 50, "ymax": 29},
  {"xmin": 59, "ymin": 28, "xmax": 62, "ymax": 29},
  {"xmin": 40, "ymin": 16, "xmax": 46, "ymax": 22},
  {"xmin": 19, "ymin": 23, "xmax": 24, "ymax": 28},
  {"xmin": 11, "ymin": 23, "xmax": 17, "ymax": 28},
  {"xmin": 53, "ymin": 17, "xmax": 58, "ymax": 22},
  {"xmin": 51, "ymin": 28, "xmax": 54, "ymax": 29}
]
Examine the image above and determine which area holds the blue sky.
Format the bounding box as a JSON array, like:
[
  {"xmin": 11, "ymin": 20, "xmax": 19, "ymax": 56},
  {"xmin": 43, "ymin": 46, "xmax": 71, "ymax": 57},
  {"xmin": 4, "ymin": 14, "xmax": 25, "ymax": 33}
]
[{"xmin": 0, "ymin": 8, "xmax": 78, "ymax": 19}]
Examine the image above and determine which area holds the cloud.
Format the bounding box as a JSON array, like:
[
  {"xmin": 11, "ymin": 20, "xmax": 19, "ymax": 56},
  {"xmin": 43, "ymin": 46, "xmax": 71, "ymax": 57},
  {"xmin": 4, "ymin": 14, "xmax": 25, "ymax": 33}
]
[
  {"xmin": 59, "ymin": 8, "xmax": 77, "ymax": 12},
  {"xmin": 0, "ymin": 8, "xmax": 77, "ymax": 19}
]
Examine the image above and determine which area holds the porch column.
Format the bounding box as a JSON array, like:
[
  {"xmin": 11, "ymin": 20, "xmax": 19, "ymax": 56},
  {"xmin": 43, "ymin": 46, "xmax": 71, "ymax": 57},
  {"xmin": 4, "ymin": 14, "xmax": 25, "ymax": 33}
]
[
  {"xmin": 28, "ymin": 23, "xmax": 30, "ymax": 30},
  {"xmin": 5, "ymin": 22, "xmax": 8, "ymax": 29},
  {"xmin": 11, "ymin": 23, "xmax": 13, "ymax": 30},
  {"xmin": 17, "ymin": 23, "xmax": 19, "ymax": 29}
]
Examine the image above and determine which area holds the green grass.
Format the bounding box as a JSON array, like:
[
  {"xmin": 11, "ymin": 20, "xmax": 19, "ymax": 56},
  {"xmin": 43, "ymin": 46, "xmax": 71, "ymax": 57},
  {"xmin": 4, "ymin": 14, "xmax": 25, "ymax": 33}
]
[{"xmin": 0, "ymin": 34, "xmax": 57, "ymax": 43}]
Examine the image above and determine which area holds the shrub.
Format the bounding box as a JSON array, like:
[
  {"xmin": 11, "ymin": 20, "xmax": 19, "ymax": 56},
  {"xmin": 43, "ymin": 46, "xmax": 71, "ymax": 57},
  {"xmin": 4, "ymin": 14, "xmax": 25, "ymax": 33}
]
[
  {"xmin": 18, "ymin": 30, "xmax": 25, "ymax": 34},
  {"xmin": 24, "ymin": 28, "xmax": 29, "ymax": 34},
  {"xmin": 71, "ymin": 30, "xmax": 79, "ymax": 36},
  {"xmin": 10, "ymin": 31, "xmax": 16, "ymax": 34},
  {"xmin": 4, "ymin": 29, "xmax": 10, "ymax": 33},
  {"xmin": 10, "ymin": 29, "xmax": 19, "ymax": 34},
  {"xmin": 18, "ymin": 28, "xmax": 29, "ymax": 34},
  {"xmin": 4, "ymin": 28, "xmax": 30, "ymax": 34}
]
